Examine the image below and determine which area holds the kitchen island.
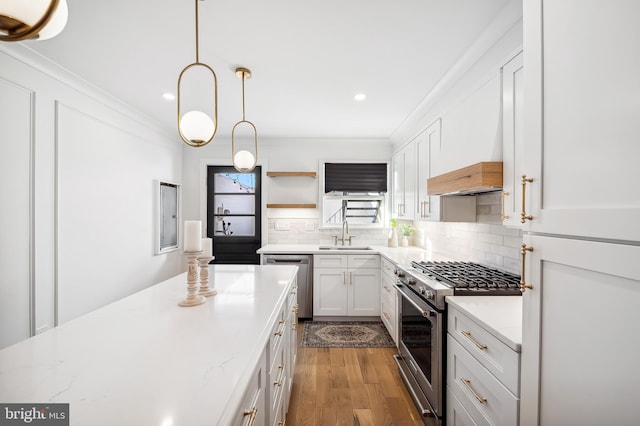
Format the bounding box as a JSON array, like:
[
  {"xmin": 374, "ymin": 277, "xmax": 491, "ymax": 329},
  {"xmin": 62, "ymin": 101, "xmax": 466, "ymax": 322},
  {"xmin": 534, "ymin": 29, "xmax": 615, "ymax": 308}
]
[{"xmin": 0, "ymin": 264, "xmax": 298, "ymax": 426}]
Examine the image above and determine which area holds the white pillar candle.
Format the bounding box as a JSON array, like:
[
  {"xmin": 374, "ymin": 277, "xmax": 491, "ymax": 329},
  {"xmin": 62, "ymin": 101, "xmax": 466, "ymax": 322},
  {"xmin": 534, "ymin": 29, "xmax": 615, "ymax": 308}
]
[
  {"xmin": 201, "ymin": 238, "xmax": 212, "ymax": 257},
  {"xmin": 184, "ymin": 221, "xmax": 202, "ymax": 252}
]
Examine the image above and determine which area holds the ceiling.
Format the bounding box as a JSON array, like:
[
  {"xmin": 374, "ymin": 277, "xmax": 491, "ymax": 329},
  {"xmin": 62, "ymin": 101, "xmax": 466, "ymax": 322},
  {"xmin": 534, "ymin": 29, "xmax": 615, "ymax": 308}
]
[{"xmin": 25, "ymin": 0, "xmax": 518, "ymax": 141}]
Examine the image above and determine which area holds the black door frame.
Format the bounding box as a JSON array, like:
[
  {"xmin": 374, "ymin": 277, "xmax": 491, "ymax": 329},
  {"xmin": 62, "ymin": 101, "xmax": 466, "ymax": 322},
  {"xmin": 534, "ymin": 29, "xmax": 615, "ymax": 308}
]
[{"xmin": 206, "ymin": 166, "xmax": 262, "ymax": 264}]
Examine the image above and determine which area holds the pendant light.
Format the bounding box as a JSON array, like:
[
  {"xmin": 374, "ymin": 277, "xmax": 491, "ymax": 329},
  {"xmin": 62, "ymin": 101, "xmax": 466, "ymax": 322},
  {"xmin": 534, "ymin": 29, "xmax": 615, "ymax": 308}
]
[
  {"xmin": 177, "ymin": 0, "xmax": 218, "ymax": 147},
  {"xmin": 0, "ymin": 0, "xmax": 68, "ymax": 42},
  {"xmin": 232, "ymin": 67, "xmax": 258, "ymax": 172}
]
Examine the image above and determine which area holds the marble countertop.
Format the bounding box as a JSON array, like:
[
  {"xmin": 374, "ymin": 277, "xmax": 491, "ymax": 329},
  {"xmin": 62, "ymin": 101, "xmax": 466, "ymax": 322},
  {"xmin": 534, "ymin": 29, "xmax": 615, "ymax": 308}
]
[
  {"xmin": 258, "ymin": 244, "xmax": 453, "ymax": 265},
  {"xmin": 0, "ymin": 264, "xmax": 298, "ymax": 426},
  {"xmin": 446, "ymin": 296, "xmax": 523, "ymax": 351}
]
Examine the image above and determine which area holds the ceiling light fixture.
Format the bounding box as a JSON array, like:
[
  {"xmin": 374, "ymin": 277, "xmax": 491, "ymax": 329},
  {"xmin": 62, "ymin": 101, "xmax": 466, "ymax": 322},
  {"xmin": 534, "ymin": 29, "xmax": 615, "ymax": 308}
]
[
  {"xmin": 231, "ymin": 67, "xmax": 258, "ymax": 173},
  {"xmin": 354, "ymin": 93, "xmax": 367, "ymax": 101},
  {"xmin": 177, "ymin": 0, "xmax": 218, "ymax": 147},
  {"xmin": 0, "ymin": 0, "xmax": 68, "ymax": 42}
]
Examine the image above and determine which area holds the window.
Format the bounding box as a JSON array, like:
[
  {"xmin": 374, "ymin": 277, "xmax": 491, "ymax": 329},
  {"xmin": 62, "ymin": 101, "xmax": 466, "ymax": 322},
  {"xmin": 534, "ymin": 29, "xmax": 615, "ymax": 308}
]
[{"xmin": 320, "ymin": 162, "xmax": 388, "ymax": 228}]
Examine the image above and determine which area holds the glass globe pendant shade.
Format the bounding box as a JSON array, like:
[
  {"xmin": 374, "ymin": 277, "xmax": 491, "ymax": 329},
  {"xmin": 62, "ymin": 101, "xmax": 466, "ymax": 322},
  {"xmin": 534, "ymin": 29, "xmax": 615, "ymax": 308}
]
[
  {"xmin": 179, "ymin": 110, "xmax": 215, "ymax": 146},
  {"xmin": 0, "ymin": 0, "xmax": 68, "ymax": 41},
  {"xmin": 36, "ymin": 0, "xmax": 68, "ymax": 40},
  {"xmin": 233, "ymin": 150, "xmax": 256, "ymax": 173}
]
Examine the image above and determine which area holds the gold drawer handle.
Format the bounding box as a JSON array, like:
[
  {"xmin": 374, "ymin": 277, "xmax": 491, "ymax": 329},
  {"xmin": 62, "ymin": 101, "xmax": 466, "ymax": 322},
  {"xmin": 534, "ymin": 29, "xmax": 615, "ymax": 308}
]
[
  {"xmin": 461, "ymin": 330, "xmax": 487, "ymax": 350},
  {"xmin": 501, "ymin": 191, "xmax": 510, "ymax": 221},
  {"xmin": 461, "ymin": 378, "xmax": 487, "ymax": 404},
  {"xmin": 274, "ymin": 320, "xmax": 286, "ymax": 337},
  {"xmin": 383, "ymin": 312, "xmax": 391, "ymax": 320},
  {"xmin": 521, "ymin": 175, "xmax": 534, "ymax": 223},
  {"xmin": 243, "ymin": 407, "xmax": 257, "ymax": 426},
  {"xmin": 520, "ymin": 244, "xmax": 534, "ymax": 293}
]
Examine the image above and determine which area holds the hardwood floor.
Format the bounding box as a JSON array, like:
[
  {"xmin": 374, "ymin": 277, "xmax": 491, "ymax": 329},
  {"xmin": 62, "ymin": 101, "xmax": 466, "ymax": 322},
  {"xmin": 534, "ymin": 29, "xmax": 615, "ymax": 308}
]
[{"xmin": 286, "ymin": 322, "xmax": 424, "ymax": 426}]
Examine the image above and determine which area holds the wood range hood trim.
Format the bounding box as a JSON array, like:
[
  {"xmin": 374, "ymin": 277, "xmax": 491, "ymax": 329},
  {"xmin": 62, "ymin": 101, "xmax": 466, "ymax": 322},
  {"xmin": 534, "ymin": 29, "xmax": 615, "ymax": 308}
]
[{"xmin": 427, "ymin": 162, "xmax": 503, "ymax": 195}]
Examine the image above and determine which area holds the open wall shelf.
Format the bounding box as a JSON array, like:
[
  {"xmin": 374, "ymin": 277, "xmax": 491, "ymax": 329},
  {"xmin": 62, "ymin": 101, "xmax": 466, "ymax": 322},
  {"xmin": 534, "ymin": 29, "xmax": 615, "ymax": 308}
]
[
  {"xmin": 266, "ymin": 203, "xmax": 317, "ymax": 209},
  {"xmin": 266, "ymin": 171, "xmax": 317, "ymax": 177}
]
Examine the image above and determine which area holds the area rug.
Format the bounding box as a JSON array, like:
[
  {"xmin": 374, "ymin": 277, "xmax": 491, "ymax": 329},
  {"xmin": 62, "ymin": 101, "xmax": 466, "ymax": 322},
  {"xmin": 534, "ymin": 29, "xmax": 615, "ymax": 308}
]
[{"xmin": 300, "ymin": 321, "xmax": 395, "ymax": 348}]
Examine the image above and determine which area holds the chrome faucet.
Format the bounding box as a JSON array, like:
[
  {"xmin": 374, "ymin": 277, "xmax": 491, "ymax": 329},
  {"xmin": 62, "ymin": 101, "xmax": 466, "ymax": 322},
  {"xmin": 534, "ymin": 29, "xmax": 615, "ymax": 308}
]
[{"xmin": 341, "ymin": 219, "xmax": 349, "ymax": 245}]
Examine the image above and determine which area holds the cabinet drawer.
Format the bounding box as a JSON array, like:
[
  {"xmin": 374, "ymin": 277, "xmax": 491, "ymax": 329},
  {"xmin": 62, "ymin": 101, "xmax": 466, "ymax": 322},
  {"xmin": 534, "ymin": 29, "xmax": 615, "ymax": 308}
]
[
  {"xmin": 448, "ymin": 307, "xmax": 520, "ymax": 396},
  {"xmin": 447, "ymin": 335, "xmax": 519, "ymax": 426},
  {"xmin": 268, "ymin": 309, "xmax": 287, "ymax": 372},
  {"xmin": 381, "ymin": 256, "xmax": 396, "ymax": 279},
  {"xmin": 314, "ymin": 254, "xmax": 348, "ymax": 268},
  {"xmin": 348, "ymin": 254, "xmax": 380, "ymax": 268},
  {"xmin": 447, "ymin": 385, "xmax": 481, "ymax": 426},
  {"xmin": 269, "ymin": 343, "xmax": 286, "ymax": 423},
  {"xmin": 380, "ymin": 273, "xmax": 395, "ymax": 304},
  {"xmin": 380, "ymin": 294, "xmax": 396, "ymax": 344},
  {"xmin": 233, "ymin": 350, "xmax": 266, "ymax": 426}
]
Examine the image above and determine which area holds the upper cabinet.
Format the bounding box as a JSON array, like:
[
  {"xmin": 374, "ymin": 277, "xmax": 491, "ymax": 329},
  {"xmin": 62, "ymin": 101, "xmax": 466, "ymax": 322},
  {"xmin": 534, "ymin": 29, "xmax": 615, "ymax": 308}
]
[
  {"xmin": 522, "ymin": 0, "xmax": 640, "ymax": 241},
  {"xmin": 391, "ymin": 141, "xmax": 416, "ymax": 220},
  {"xmin": 501, "ymin": 51, "xmax": 525, "ymax": 228},
  {"xmin": 416, "ymin": 119, "xmax": 442, "ymax": 221}
]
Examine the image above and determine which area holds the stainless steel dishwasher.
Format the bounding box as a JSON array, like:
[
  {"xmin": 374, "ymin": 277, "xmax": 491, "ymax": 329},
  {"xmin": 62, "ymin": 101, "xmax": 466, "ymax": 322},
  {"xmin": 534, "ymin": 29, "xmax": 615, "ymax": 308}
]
[{"xmin": 263, "ymin": 254, "xmax": 313, "ymax": 318}]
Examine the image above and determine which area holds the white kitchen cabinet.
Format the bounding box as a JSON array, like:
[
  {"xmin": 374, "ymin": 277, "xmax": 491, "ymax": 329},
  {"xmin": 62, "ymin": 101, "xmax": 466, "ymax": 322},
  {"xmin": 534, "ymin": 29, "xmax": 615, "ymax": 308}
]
[
  {"xmin": 500, "ymin": 51, "xmax": 524, "ymax": 228},
  {"xmin": 234, "ymin": 350, "xmax": 267, "ymax": 426},
  {"xmin": 447, "ymin": 304, "xmax": 521, "ymax": 426},
  {"xmin": 380, "ymin": 256, "xmax": 398, "ymax": 344},
  {"xmin": 416, "ymin": 119, "xmax": 442, "ymax": 221},
  {"xmin": 392, "ymin": 140, "xmax": 416, "ymax": 219},
  {"xmin": 520, "ymin": 235, "xmax": 640, "ymax": 425},
  {"xmin": 522, "ymin": 0, "xmax": 640, "ymax": 242},
  {"xmin": 520, "ymin": 1, "xmax": 640, "ymax": 424},
  {"xmin": 313, "ymin": 254, "xmax": 380, "ymax": 317}
]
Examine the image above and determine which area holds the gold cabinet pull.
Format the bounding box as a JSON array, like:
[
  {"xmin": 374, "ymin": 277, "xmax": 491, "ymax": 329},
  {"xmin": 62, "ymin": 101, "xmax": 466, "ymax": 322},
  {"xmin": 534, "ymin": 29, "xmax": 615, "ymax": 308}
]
[
  {"xmin": 520, "ymin": 243, "xmax": 534, "ymax": 293},
  {"xmin": 243, "ymin": 407, "xmax": 257, "ymax": 426},
  {"xmin": 460, "ymin": 330, "xmax": 487, "ymax": 350},
  {"xmin": 521, "ymin": 175, "xmax": 534, "ymax": 223},
  {"xmin": 501, "ymin": 191, "xmax": 510, "ymax": 221},
  {"xmin": 343, "ymin": 271, "xmax": 347, "ymax": 285},
  {"xmin": 383, "ymin": 312, "xmax": 391, "ymax": 320},
  {"xmin": 274, "ymin": 320, "xmax": 286, "ymax": 337},
  {"xmin": 461, "ymin": 378, "xmax": 487, "ymax": 404},
  {"xmin": 274, "ymin": 364, "xmax": 285, "ymax": 386},
  {"xmin": 349, "ymin": 272, "xmax": 353, "ymax": 285}
]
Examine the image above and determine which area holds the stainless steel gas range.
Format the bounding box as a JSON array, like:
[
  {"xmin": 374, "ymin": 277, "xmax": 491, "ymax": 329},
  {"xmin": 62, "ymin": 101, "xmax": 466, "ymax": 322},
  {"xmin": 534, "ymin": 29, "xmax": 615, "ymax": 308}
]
[{"xmin": 392, "ymin": 261, "xmax": 521, "ymax": 426}]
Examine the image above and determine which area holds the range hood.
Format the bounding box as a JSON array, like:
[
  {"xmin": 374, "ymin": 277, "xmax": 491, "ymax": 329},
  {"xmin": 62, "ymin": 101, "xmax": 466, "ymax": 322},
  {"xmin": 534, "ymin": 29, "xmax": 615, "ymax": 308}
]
[{"xmin": 427, "ymin": 162, "xmax": 503, "ymax": 195}]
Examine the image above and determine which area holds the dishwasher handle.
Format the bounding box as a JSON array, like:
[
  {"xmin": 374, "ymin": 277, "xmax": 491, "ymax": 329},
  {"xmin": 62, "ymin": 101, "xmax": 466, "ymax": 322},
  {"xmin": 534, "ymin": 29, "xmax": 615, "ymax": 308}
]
[{"xmin": 269, "ymin": 259, "xmax": 303, "ymax": 263}]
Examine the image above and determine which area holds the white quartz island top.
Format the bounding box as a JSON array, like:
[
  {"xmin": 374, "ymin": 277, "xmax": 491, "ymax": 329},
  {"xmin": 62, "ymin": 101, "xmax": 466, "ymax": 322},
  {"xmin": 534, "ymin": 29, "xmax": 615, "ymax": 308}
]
[
  {"xmin": 258, "ymin": 244, "xmax": 453, "ymax": 265},
  {"xmin": 0, "ymin": 264, "xmax": 298, "ymax": 426},
  {"xmin": 446, "ymin": 296, "xmax": 523, "ymax": 351}
]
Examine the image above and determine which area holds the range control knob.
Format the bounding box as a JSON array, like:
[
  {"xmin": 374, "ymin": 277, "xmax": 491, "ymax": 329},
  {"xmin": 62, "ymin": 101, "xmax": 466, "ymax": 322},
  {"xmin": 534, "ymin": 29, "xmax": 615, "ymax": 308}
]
[
  {"xmin": 407, "ymin": 277, "xmax": 416, "ymax": 285},
  {"xmin": 419, "ymin": 287, "xmax": 434, "ymax": 300},
  {"xmin": 394, "ymin": 268, "xmax": 405, "ymax": 278}
]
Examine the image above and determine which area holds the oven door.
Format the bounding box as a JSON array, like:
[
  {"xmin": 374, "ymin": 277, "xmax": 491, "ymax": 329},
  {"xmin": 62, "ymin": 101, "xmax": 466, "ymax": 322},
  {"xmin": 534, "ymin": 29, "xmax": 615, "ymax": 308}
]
[{"xmin": 395, "ymin": 283, "xmax": 444, "ymax": 419}]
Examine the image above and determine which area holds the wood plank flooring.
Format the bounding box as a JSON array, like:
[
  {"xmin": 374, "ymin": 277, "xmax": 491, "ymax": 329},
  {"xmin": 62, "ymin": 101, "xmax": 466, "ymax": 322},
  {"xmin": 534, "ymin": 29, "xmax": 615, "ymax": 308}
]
[{"xmin": 286, "ymin": 322, "xmax": 424, "ymax": 426}]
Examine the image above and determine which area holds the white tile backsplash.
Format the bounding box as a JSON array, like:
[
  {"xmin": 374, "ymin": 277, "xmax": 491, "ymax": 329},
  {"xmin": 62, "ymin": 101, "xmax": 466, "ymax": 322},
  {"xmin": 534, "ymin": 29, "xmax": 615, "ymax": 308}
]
[
  {"xmin": 265, "ymin": 193, "xmax": 522, "ymax": 274},
  {"xmin": 413, "ymin": 193, "xmax": 522, "ymax": 274}
]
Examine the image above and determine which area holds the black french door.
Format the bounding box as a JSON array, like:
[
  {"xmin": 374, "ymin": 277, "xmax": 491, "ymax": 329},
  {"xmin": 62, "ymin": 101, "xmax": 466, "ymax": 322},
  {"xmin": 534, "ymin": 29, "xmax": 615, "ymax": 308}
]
[{"xmin": 206, "ymin": 166, "xmax": 261, "ymax": 264}]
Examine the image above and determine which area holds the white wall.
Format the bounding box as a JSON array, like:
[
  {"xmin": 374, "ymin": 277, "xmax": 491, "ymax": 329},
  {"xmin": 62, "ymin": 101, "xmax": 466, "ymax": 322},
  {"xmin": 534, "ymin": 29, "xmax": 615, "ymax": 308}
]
[
  {"xmin": 181, "ymin": 138, "xmax": 392, "ymax": 244},
  {"xmin": 0, "ymin": 45, "xmax": 183, "ymax": 348}
]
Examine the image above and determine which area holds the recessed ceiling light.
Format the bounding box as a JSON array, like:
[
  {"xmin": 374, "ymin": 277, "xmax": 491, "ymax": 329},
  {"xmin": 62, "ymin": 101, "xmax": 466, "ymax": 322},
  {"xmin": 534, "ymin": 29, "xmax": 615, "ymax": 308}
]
[
  {"xmin": 162, "ymin": 93, "xmax": 176, "ymax": 101},
  {"xmin": 354, "ymin": 93, "xmax": 366, "ymax": 101}
]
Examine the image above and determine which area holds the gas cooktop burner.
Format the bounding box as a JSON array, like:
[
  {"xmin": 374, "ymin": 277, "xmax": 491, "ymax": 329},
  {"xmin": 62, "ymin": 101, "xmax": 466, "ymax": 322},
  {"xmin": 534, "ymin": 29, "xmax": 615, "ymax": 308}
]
[{"xmin": 411, "ymin": 261, "xmax": 521, "ymax": 292}]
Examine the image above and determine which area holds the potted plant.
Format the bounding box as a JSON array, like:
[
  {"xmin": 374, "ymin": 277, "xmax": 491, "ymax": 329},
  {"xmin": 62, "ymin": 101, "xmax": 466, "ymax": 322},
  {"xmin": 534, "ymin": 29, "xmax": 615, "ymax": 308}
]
[
  {"xmin": 400, "ymin": 224, "xmax": 414, "ymax": 247},
  {"xmin": 388, "ymin": 218, "xmax": 399, "ymax": 247}
]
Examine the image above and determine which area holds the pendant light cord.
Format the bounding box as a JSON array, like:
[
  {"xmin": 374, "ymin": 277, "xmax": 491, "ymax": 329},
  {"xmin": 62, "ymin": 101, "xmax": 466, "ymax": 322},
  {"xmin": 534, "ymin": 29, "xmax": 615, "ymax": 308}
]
[
  {"xmin": 241, "ymin": 71, "xmax": 246, "ymax": 120},
  {"xmin": 194, "ymin": 0, "xmax": 200, "ymax": 64}
]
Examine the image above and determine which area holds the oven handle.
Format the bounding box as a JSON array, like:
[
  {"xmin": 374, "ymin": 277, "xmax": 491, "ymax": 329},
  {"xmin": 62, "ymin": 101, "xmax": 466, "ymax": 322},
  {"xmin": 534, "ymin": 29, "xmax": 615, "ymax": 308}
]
[
  {"xmin": 393, "ymin": 355, "xmax": 435, "ymax": 418},
  {"xmin": 393, "ymin": 283, "xmax": 434, "ymax": 318}
]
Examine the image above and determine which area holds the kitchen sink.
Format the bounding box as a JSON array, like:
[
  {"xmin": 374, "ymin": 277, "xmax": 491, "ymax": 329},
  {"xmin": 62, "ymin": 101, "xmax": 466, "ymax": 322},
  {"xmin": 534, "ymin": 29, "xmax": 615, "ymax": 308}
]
[{"xmin": 318, "ymin": 245, "xmax": 373, "ymax": 250}]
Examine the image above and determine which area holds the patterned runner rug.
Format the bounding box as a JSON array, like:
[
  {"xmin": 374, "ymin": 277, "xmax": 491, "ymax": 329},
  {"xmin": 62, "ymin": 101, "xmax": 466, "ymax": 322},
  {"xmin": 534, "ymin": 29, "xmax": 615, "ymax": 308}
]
[{"xmin": 300, "ymin": 321, "xmax": 395, "ymax": 348}]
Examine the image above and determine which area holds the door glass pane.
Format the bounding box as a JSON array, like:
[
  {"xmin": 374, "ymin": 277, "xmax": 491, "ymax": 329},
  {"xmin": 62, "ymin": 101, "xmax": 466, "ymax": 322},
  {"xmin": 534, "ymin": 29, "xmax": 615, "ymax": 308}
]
[
  {"xmin": 213, "ymin": 216, "xmax": 255, "ymax": 236},
  {"xmin": 214, "ymin": 173, "xmax": 256, "ymax": 193},
  {"xmin": 213, "ymin": 194, "xmax": 255, "ymax": 215}
]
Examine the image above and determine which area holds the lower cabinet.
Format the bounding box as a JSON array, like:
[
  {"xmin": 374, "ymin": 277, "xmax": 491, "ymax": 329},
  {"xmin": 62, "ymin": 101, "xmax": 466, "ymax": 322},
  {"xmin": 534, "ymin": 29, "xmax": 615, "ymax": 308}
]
[
  {"xmin": 313, "ymin": 254, "xmax": 381, "ymax": 316},
  {"xmin": 234, "ymin": 278, "xmax": 298, "ymax": 426},
  {"xmin": 447, "ymin": 306, "xmax": 520, "ymax": 426},
  {"xmin": 380, "ymin": 256, "xmax": 398, "ymax": 344}
]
